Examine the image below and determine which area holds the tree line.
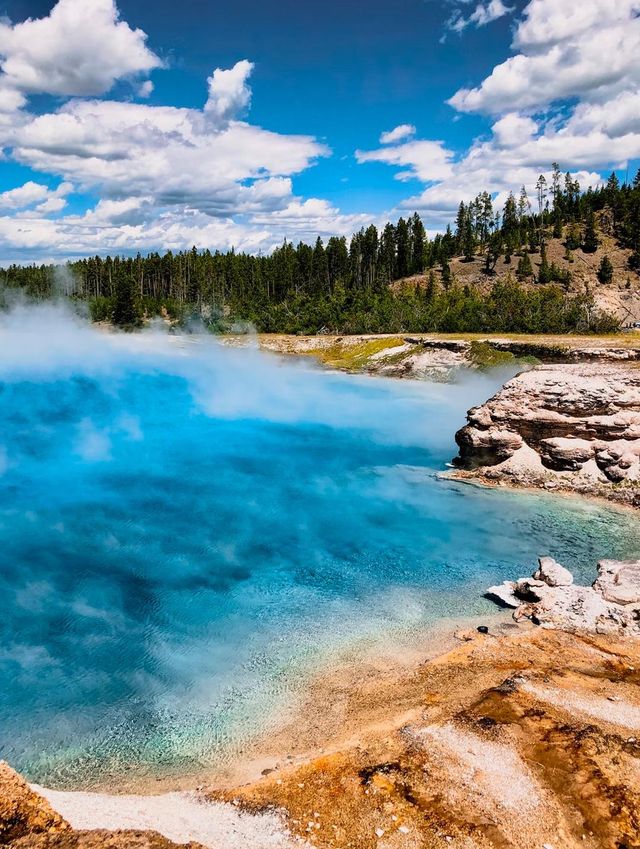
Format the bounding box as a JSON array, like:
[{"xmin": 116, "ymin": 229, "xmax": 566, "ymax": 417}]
[{"xmin": 1, "ymin": 163, "xmax": 638, "ymax": 334}]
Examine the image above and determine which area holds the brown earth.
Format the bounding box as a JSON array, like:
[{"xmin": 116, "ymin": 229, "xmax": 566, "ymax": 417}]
[
  {"xmin": 212, "ymin": 627, "xmax": 640, "ymax": 849},
  {"xmin": 3, "ymin": 626, "xmax": 640, "ymax": 849}
]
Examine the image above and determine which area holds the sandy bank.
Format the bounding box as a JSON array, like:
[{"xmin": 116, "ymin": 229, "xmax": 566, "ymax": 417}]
[{"xmin": 3, "ymin": 613, "xmax": 639, "ymax": 848}]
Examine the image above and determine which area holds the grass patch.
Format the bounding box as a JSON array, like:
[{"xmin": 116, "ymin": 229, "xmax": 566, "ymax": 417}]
[
  {"xmin": 309, "ymin": 337, "xmax": 407, "ymax": 371},
  {"xmin": 468, "ymin": 341, "xmax": 540, "ymax": 370}
]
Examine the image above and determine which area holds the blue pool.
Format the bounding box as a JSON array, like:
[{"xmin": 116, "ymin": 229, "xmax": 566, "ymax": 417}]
[{"xmin": 0, "ymin": 309, "xmax": 638, "ymax": 787}]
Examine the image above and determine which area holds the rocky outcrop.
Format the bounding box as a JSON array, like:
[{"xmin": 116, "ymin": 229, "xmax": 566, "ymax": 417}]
[
  {"xmin": 453, "ymin": 363, "xmax": 640, "ymax": 505},
  {"xmin": 487, "ymin": 556, "xmax": 640, "ymax": 635},
  {"xmin": 0, "ymin": 764, "xmax": 207, "ymax": 849},
  {"xmin": 0, "ymin": 763, "xmax": 69, "ymax": 846}
]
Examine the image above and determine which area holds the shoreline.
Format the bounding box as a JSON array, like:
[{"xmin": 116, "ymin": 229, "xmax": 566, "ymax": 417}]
[
  {"xmin": 441, "ymin": 468, "xmax": 640, "ymax": 516},
  {"xmin": 27, "ymin": 610, "xmax": 513, "ymax": 797},
  {"xmin": 21, "ymin": 622, "xmax": 640, "ymax": 849}
]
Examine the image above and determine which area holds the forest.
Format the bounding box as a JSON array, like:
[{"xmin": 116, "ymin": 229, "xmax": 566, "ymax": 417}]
[{"xmin": 1, "ymin": 164, "xmax": 638, "ymax": 335}]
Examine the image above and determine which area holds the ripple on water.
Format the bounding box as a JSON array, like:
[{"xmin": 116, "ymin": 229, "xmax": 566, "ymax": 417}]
[{"xmin": 0, "ymin": 335, "xmax": 638, "ymax": 788}]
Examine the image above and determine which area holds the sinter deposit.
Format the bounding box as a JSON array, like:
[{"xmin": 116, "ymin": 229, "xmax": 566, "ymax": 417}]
[
  {"xmin": 454, "ymin": 362, "xmax": 640, "ymax": 505},
  {"xmin": 487, "ymin": 556, "xmax": 640, "ymax": 634}
]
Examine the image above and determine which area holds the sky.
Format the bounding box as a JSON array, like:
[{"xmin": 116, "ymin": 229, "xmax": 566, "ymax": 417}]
[{"xmin": 0, "ymin": 0, "xmax": 637, "ymax": 262}]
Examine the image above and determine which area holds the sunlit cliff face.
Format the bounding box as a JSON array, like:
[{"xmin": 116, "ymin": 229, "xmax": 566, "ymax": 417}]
[{"xmin": 0, "ymin": 304, "xmax": 638, "ymax": 788}]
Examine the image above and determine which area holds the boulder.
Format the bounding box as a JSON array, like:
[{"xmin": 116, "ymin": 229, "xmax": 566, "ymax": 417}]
[
  {"xmin": 485, "ymin": 581, "xmax": 519, "ymax": 608},
  {"xmin": 486, "ymin": 557, "xmax": 640, "ymax": 636},
  {"xmin": 0, "ymin": 761, "xmax": 69, "ymax": 845},
  {"xmin": 452, "ymin": 363, "xmax": 640, "ymax": 506},
  {"xmin": 594, "ymin": 559, "xmax": 640, "ymax": 605},
  {"xmin": 533, "ymin": 556, "xmax": 574, "ymax": 588},
  {"xmin": 514, "ymin": 577, "xmax": 549, "ymax": 602}
]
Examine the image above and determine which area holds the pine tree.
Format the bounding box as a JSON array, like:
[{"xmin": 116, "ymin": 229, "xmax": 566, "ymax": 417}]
[
  {"xmin": 583, "ymin": 211, "xmax": 599, "ymax": 253},
  {"xmin": 395, "ymin": 217, "xmax": 410, "ymax": 278},
  {"xmin": 424, "ymin": 270, "xmax": 437, "ymax": 301},
  {"xmin": 441, "ymin": 260, "xmax": 452, "ymax": 289},
  {"xmin": 516, "ymin": 252, "xmax": 533, "ymax": 280},
  {"xmin": 502, "ymin": 193, "xmax": 518, "ymax": 238},
  {"xmin": 462, "ymin": 213, "xmax": 475, "ymax": 261},
  {"xmin": 112, "ymin": 274, "xmax": 141, "ymax": 328},
  {"xmin": 597, "ymin": 255, "xmax": 613, "ymax": 284},
  {"xmin": 455, "ymin": 202, "xmax": 466, "ymax": 253},
  {"xmin": 410, "ymin": 213, "xmax": 426, "ymax": 274},
  {"xmin": 538, "ymin": 242, "xmax": 552, "ymax": 284},
  {"xmin": 565, "ymin": 224, "xmax": 581, "ymax": 251}
]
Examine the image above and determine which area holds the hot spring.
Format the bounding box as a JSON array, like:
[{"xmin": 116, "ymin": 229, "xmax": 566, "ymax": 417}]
[{"xmin": 1, "ymin": 306, "xmax": 639, "ymax": 788}]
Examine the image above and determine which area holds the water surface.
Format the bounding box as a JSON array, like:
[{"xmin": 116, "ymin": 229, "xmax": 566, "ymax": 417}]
[{"xmin": 1, "ymin": 310, "xmax": 638, "ymax": 787}]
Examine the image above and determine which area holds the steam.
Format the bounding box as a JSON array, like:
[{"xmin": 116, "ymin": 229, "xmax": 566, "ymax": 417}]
[
  {"xmin": 2, "ymin": 302, "xmax": 638, "ymax": 787},
  {"xmin": 0, "ymin": 302, "xmax": 502, "ymax": 450}
]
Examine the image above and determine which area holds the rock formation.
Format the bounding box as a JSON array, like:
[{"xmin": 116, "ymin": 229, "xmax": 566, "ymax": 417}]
[
  {"xmin": 487, "ymin": 556, "xmax": 640, "ymax": 634},
  {"xmin": 453, "ymin": 363, "xmax": 640, "ymax": 505},
  {"xmin": 0, "ymin": 763, "xmax": 207, "ymax": 849}
]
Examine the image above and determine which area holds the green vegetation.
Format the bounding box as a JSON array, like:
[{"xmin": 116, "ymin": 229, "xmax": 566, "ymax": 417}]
[
  {"xmin": 112, "ymin": 275, "xmax": 143, "ymax": 328},
  {"xmin": 468, "ymin": 341, "xmax": 540, "ymax": 370},
  {"xmin": 597, "ymin": 255, "xmax": 614, "ymax": 284},
  {"xmin": 308, "ymin": 337, "xmax": 407, "ymax": 371},
  {"xmin": 2, "ymin": 161, "xmax": 640, "ymax": 334}
]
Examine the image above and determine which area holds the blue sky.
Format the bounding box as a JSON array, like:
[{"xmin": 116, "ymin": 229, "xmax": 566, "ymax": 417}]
[{"xmin": 0, "ymin": 0, "xmax": 637, "ymax": 261}]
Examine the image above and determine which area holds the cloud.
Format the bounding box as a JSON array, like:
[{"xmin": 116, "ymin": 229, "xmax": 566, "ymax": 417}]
[
  {"xmin": 0, "ymin": 0, "xmax": 161, "ymax": 99},
  {"xmin": 138, "ymin": 80, "xmax": 154, "ymax": 99},
  {"xmin": 449, "ymin": 0, "xmax": 640, "ymax": 114},
  {"xmin": 355, "ymin": 0, "xmax": 640, "ymax": 229},
  {"xmin": 380, "ymin": 124, "xmax": 416, "ymax": 145},
  {"xmin": 205, "ymin": 60, "xmax": 254, "ymax": 125},
  {"xmin": 356, "ymin": 139, "xmax": 454, "ymax": 183},
  {"xmin": 0, "ymin": 1, "xmax": 376, "ymax": 261},
  {"xmin": 5, "ymin": 90, "xmax": 329, "ymax": 222},
  {"xmin": 0, "ymin": 180, "xmax": 72, "ymax": 212},
  {"xmin": 446, "ymin": 0, "xmax": 514, "ymax": 35},
  {"xmin": 0, "ymin": 196, "xmax": 372, "ymax": 264}
]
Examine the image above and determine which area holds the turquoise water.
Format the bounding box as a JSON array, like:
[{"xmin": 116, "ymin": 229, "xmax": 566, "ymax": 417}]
[{"xmin": 1, "ymin": 308, "xmax": 639, "ymax": 788}]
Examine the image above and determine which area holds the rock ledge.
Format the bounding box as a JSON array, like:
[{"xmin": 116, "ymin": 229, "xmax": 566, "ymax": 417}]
[
  {"xmin": 453, "ymin": 363, "xmax": 640, "ymax": 506},
  {"xmin": 487, "ymin": 556, "xmax": 640, "ymax": 634}
]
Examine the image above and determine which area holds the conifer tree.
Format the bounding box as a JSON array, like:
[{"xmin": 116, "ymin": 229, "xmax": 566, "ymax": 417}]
[
  {"xmin": 410, "ymin": 213, "xmax": 426, "ymax": 274},
  {"xmin": 538, "ymin": 242, "xmax": 552, "ymax": 284},
  {"xmin": 583, "ymin": 211, "xmax": 599, "ymax": 253},
  {"xmin": 597, "ymin": 255, "xmax": 613, "ymax": 284},
  {"xmin": 112, "ymin": 274, "xmax": 141, "ymax": 328},
  {"xmin": 565, "ymin": 224, "xmax": 581, "ymax": 250},
  {"xmin": 441, "ymin": 260, "xmax": 452, "ymax": 289},
  {"xmin": 516, "ymin": 252, "xmax": 533, "ymax": 280},
  {"xmin": 424, "ymin": 270, "xmax": 437, "ymax": 301}
]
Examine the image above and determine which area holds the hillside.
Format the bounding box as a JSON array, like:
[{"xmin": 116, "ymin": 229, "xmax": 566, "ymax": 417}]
[{"xmin": 393, "ymin": 217, "xmax": 640, "ymax": 327}]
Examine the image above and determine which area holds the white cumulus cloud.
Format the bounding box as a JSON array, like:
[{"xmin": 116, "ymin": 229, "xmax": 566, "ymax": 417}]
[
  {"xmin": 0, "ymin": 0, "xmax": 162, "ymax": 99},
  {"xmin": 205, "ymin": 60, "xmax": 254, "ymax": 126},
  {"xmin": 356, "ymin": 139, "xmax": 454, "ymax": 183},
  {"xmin": 380, "ymin": 124, "xmax": 416, "ymax": 145},
  {"xmin": 449, "ymin": 0, "xmax": 640, "ymax": 113},
  {"xmin": 445, "ymin": 0, "xmax": 513, "ymax": 35}
]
